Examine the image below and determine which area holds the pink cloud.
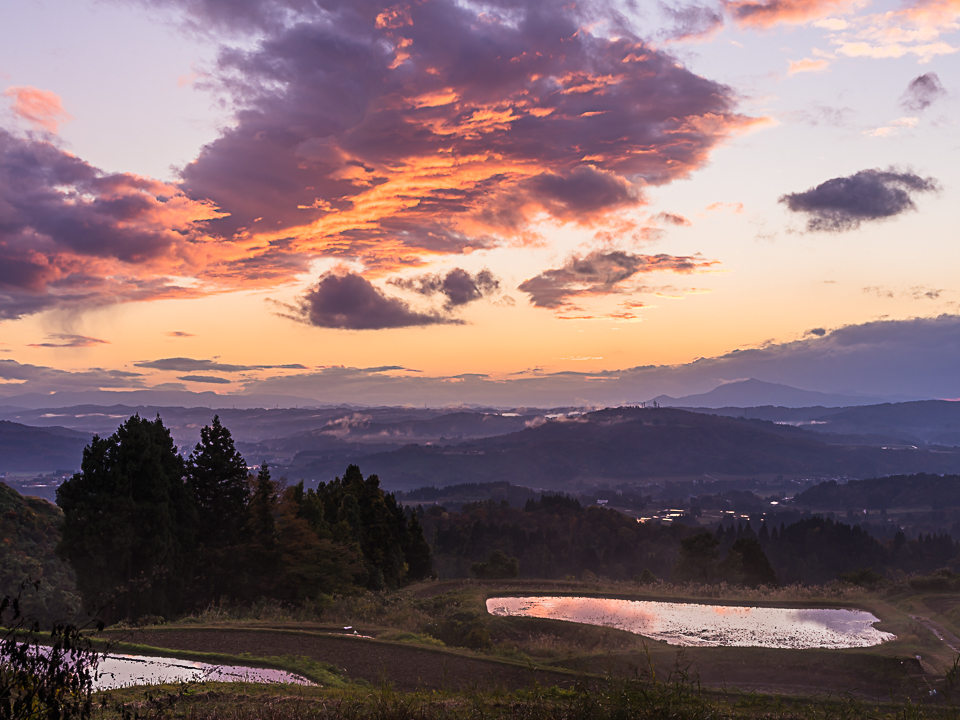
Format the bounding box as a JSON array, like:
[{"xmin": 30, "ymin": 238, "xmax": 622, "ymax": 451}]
[
  {"xmin": 724, "ymin": 0, "xmax": 862, "ymax": 29},
  {"xmin": 3, "ymin": 86, "xmax": 72, "ymax": 133}
]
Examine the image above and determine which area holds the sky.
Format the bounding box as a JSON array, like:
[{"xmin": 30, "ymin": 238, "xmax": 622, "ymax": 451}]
[{"xmin": 0, "ymin": 0, "xmax": 958, "ymax": 406}]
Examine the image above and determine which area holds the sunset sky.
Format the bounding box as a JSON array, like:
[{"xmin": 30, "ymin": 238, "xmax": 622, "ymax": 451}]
[{"xmin": 1, "ymin": 0, "xmax": 958, "ymax": 406}]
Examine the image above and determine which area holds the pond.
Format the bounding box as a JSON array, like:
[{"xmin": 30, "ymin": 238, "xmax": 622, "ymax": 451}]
[
  {"xmin": 91, "ymin": 652, "xmax": 312, "ymax": 689},
  {"xmin": 486, "ymin": 596, "xmax": 895, "ymax": 649},
  {"xmin": 3, "ymin": 646, "xmax": 313, "ymax": 690}
]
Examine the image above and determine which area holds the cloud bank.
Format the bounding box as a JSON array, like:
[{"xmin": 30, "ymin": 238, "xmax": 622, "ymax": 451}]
[{"xmin": 5, "ymin": 315, "xmax": 960, "ymax": 405}]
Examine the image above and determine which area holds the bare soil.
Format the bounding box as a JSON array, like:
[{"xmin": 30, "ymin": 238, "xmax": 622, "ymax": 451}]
[{"xmin": 104, "ymin": 628, "xmax": 580, "ymax": 692}]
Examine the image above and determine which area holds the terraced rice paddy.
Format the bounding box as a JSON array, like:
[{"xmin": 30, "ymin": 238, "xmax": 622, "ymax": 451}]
[{"xmin": 487, "ymin": 596, "xmax": 895, "ymax": 649}]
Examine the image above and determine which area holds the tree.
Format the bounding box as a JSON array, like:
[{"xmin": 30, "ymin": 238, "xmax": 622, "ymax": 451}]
[
  {"xmin": 471, "ymin": 550, "xmax": 519, "ymax": 579},
  {"xmin": 56, "ymin": 415, "xmax": 197, "ymax": 621},
  {"xmin": 672, "ymin": 532, "xmax": 720, "ymax": 584},
  {"xmin": 186, "ymin": 416, "xmax": 249, "ymax": 548},
  {"xmin": 404, "ymin": 513, "xmax": 434, "ymax": 581},
  {"xmin": 312, "ymin": 465, "xmax": 432, "ymax": 589},
  {"xmin": 185, "ymin": 416, "xmax": 250, "ymax": 603},
  {"xmin": 720, "ymin": 538, "xmax": 778, "ymax": 588}
]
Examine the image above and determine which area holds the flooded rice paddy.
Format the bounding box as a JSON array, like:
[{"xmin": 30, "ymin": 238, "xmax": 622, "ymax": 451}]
[
  {"xmin": 487, "ymin": 596, "xmax": 895, "ymax": 649},
  {"xmin": 92, "ymin": 653, "xmax": 312, "ymax": 689}
]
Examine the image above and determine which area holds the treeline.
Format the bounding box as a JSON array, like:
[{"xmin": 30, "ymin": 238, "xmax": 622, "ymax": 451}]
[
  {"xmin": 420, "ymin": 494, "xmax": 960, "ymax": 586},
  {"xmin": 795, "ymin": 473, "xmax": 960, "ymax": 510},
  {"xmin": 55, "ymin": 414, "xmax": 431, "ymax": 622},
  {"xmin": 421, "ymin": 494, "xmax": 690, "ymax": 581}
]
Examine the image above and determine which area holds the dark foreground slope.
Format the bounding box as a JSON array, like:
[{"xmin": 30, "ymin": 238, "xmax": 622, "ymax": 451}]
[
  {"xmin": 0, "ymin": 482, "xmax": 80, "ymax": 624},
  {"xmin": 350, "ymin": 407, "xmax": 960, "ymax": 489}
]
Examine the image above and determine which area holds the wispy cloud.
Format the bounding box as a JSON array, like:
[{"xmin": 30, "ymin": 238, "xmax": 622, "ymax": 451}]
[
  {"xmin": 3, "ymin": 86, "xmax": 72, "ymax": 133},
  {"xmin": 27, "ymin": 334, "xmax": 109, "ymax": 348},
  {"xmin": 519, "ymin": 250, "xmax": 718, "ymax": 310}
]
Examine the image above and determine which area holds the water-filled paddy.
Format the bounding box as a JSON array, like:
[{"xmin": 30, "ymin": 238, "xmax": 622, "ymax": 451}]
[
  {"xmin": 487, "ymin": 596, "xmax": 895, "ymax": 649},
  {"xmin": 6, "ymin": 646, "xmax": 312, "ymax": 690},
  {"xmin": 92, "ymin": 652, "xmax": 312, "ymax": 689}
]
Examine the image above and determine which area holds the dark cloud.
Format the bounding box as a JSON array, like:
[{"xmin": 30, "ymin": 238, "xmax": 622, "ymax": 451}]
[
  {"xmin": 290, "ymin": 272, "xmax": 458, "ymax": 330},
  {"xmin": 391, "ymin": 268, "xmax": 499, "ymax": 308},
  {"xmin": 900, "ymin": 73, "xmax": 946, "ymax": 113},
  {"xmin": 160, "ymin": 0, "xmax": 754, "ymax": 264},
  {"xmin": 139, "ymin": 0, "xmax": 328, "ymax": 35},
  {"xmin": 523, "ymin": 167, "xmax": 639, "ymax": 220},
  {"xmin": 519, "ymin": 250, "xmax": 717, "ymax": 309},
  {"xmin": 0, "ymin": 2, "xmax": 756, "ymax": 311},
  {"xmin": 779, "ymin": 168, "xmax": 940, "ymax": 232},
  {"xmin": 0, "ymin": 358, "xmax": 144, "ymax": 393},
  {"xmin": 165, "ymin": 331, "xmax": 195, "ymax": 337},
  {"xmin": 27, "ymin": 334, "xmax": 110, "ymax": 348},
  {"xmin": 0, "ymin": 129, "xmax": 218, "ymax": 319},
  {"xmin": 806, "ymin": 327, "xmax": 826, "ymax": 336},
  {"xmin": 177, "ymin": 375, "xmax": 233, "ymax": 384},
  {"xmin": 136, "ymin": 357, "xmax": 251, "ymax": 372},
  {"xmin": 134, "ymin": 357, "xmax": 308, "ymax": 372},
  {"xmin": 660, "ymin": 2, "xmax": 725, "ymax": 40}
]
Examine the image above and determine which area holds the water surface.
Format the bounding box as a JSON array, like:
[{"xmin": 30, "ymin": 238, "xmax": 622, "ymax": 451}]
[
  {"xmin": 487, "ymin": 596, "xmax": 894, "ymax": 649},
  {"xmin": 92, "ymin": 652, "xmax": 312, "ymax": 689}
]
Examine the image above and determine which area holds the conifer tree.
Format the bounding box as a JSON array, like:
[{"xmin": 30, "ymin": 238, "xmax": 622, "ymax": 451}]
[
  {"xmin": 242, "ymin": 463, "xmax": 278, "ymax": 599},
  {"xmin": 56, "ymin": 415, "xmax": 196, "ymax": 621},
  {"xmin": 186, "ymin": 415, "xmax": 249, "ymax": 548}
]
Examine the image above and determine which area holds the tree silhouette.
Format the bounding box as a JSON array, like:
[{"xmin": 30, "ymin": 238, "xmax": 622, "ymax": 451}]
[
  {"xmin": 56, "ymin": 415, "xmax": 196, "ymax": 622},
  {"xmin": 186, "ymin": 415, "xmax": 249, "ymax": 548}
]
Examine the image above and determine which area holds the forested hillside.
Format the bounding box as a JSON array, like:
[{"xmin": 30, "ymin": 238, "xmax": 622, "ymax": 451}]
[
  {"xmin": 0, "ymin": 482, "xmax": 81, "ymax": 625},
  {"xmin": 419, "ymin": 495, "xmax": 960, "ymax": 585}
]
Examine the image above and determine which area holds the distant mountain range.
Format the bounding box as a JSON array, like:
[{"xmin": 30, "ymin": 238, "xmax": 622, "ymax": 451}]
[
  {"xmin": 7, "ymin": 393, "xmax": 960, "ymax": 489},
  {"xmin": 695, "ymin": 400, "xmax": 960, "ymax": 447},
  {"xmin": 0, "ymin": 421, "xmax": 91, "ymax": 474},
  {"xmin": 650, "ymin": 379, "xmax": 906, "ymax": 409},
  {"xmin": 0, "ymin": 378, "xmax": 920, "ymax": 412},
  {"xmin": 345, "ymin": 407, "xmax": 960, "ymax": 489}
]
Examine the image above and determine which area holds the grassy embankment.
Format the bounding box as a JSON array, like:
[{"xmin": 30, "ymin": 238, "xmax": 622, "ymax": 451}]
[{"xmin": 86, "ymin": 577, "xmax": 960, "ymax": 713}]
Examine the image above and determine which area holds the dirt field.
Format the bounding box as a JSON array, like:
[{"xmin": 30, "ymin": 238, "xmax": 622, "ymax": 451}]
[
  {"xmin": 106, "ymin": 627, "xmax": 580, "ymax": 692},
  {"xmin": 104, "ymin": 625, "xmax": 932, "ymax": 699}
]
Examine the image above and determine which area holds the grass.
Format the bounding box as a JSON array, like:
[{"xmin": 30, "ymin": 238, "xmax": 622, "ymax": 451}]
[
  {"xmin": 89, "ymin": 659, "xmax": 960, "ymax": 720},
  {"xmin": 65, "ymin": 577, "xmax": 960, "ymax": 719}
]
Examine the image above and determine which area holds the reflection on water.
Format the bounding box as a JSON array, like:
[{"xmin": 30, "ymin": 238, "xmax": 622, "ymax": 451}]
[
  {"xmin": 487, "ymin": 596, "xmax": 895, "ymax": 649},
  {"xmin": 92, "ymin": 653, "xmax": 312, "ymax": 689}
]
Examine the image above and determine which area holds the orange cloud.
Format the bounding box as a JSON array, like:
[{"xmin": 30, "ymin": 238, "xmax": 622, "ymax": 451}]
[
  {"xmin": 724, "ymin": 0, "xmax": 863, "ymax": 28},
  {"xmin": 3, "ymin": 86, "xmax": 72, "ymax": 133},
  {"xmin": 788, "ymin": 57, "xmax": 832, "ymax": 73},
  {"xmin": 175, "ymin": 3, "xmax": 761, "ymax": 285}
]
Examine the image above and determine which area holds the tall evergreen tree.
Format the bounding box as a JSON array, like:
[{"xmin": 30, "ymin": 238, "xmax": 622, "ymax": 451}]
[
  {"xmin": 241, "ymin": 463, "xmax": 278, "ymax": 599},
  {"xmin": 56, "ymin": 415, "xmax": 196, "ymax": 621},
  {"xmin": 184, "ymin": 415, "xmax": 250, "ymax": 603},
  {"xmin": 186, "ymin": 416, "xmax": 249, "ymax": 548}
]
